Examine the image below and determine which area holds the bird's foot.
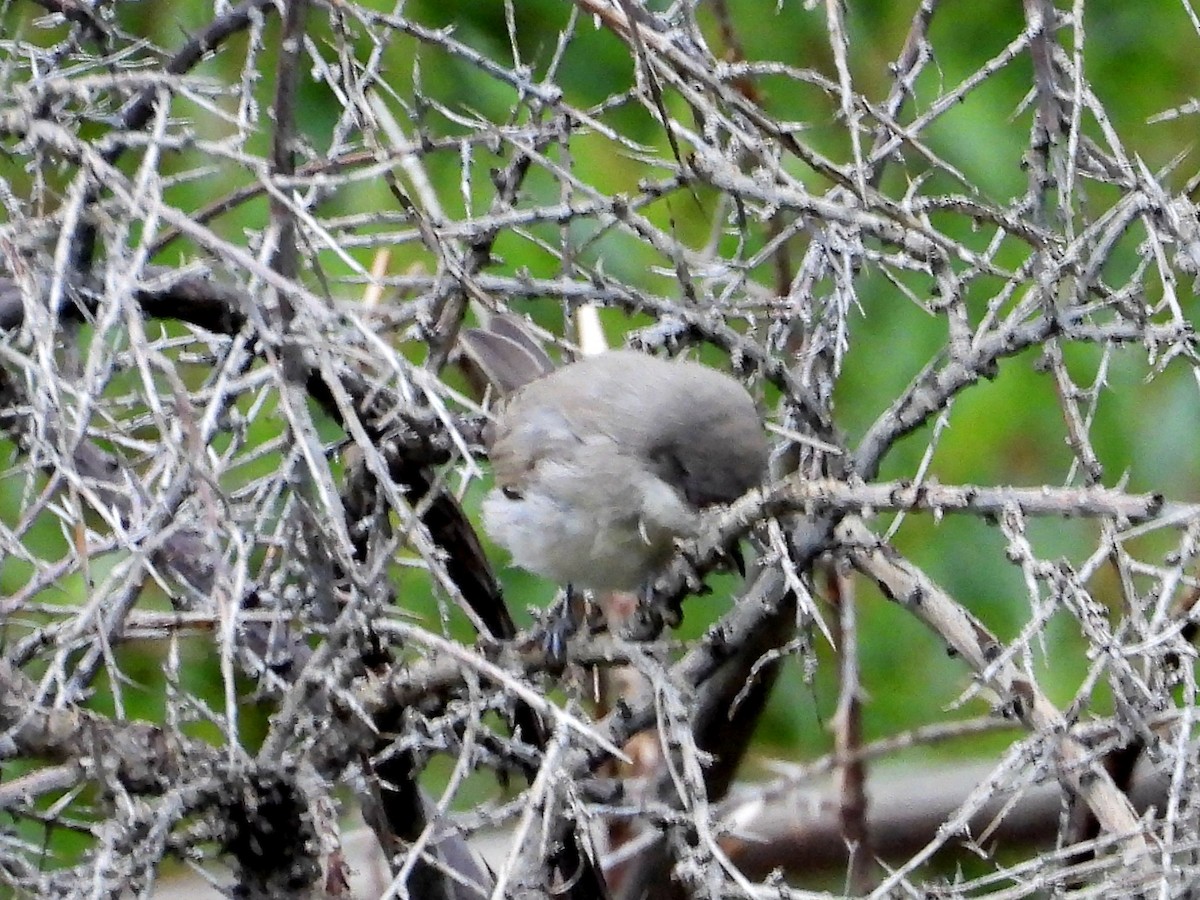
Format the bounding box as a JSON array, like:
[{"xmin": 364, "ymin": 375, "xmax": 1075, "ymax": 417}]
[
  {"xmin": 676, "ymin": 543, "xmax": 712, "ymax": 596},
  {"xmin": 539, "ymin": 584, "xmax": 584, "ymax": 668},
  {"xmin": 619, "ymin": 577, "xmax": 685, "ymax": 641}
]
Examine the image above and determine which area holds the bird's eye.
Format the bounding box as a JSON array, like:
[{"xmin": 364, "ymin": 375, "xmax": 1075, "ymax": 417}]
[{"xmin": 501, "ymin": 486, "xmax": 522, "ymax": 500}]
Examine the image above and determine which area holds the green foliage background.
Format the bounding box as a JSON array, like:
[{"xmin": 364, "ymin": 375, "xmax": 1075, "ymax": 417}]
[{"xmin": 2, "ymin": 0, "xmax": 1200, "ymax": 863}]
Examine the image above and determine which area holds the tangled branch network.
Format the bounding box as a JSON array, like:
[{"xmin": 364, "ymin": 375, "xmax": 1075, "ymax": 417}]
[{"xmin": 2, "ymin": 1, "xmax": 1200, "ymax": 898}]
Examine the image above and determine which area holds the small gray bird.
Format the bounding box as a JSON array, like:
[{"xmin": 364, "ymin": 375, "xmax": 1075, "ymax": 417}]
[{"xmin": 462, "ymin": 319, "xmax": 768, "ymax": 593}]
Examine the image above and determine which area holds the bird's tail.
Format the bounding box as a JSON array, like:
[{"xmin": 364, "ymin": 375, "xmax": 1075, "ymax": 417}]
[{"xmin": 459, "ymin": 314, "xmax": 556, "ymax": 395}]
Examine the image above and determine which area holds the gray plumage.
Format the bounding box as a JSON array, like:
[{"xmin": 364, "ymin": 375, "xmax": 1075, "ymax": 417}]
[{"xmin": 465, "ymin": 327, "xmax": 768, "ymax": 591}]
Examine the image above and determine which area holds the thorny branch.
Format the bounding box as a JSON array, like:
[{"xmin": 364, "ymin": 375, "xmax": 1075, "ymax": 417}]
[{"xmin": 3, "ymin": 1, "xmax": 1200, "ymax": 898}]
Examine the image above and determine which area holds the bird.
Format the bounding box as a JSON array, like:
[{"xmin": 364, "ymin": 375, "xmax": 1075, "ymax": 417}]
[{"xmin": 461, "ymin": 317, "xmax": 768, "ymax": 596}]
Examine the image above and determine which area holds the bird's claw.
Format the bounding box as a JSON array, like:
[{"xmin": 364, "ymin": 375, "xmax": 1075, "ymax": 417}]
[{"xmin": 677, "ymin": 544, "xmax": 710, "ymax": 596}]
